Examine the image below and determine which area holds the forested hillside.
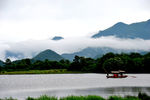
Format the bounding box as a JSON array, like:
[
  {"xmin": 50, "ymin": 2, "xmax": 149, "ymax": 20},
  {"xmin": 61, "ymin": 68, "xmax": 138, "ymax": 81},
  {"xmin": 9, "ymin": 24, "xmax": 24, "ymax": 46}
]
[{"xmin": 1, "ymin": 52, "xmax": 150, "ymax": 73}]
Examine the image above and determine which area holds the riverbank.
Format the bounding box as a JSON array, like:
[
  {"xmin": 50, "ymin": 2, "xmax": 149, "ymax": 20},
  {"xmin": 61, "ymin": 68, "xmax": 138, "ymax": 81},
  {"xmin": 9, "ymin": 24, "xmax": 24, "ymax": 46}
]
[
  {"xmin": 0, "ymin": 69, "xmax": 85, "ymax": 75},
  {"xmin": 1, "ymin": 92, "xmax": 150, "ymax": 100}
]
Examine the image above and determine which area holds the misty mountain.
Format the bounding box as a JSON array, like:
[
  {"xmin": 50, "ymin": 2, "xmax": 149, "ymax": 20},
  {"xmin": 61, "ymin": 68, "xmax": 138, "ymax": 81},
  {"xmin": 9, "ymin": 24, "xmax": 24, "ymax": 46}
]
[
  {"xmin": 0, "ymin": 60, "xmax": 4, "ymax": 66},
  {"xmin": 62, "ymin": 47, "xmax": 148, "ymax": 61},
  {"xmin": 5, "ymin": 51, "xmax": 25, "ymax": 59},
  {"xmin": 61, "ymin": 47, "xmax": 118, "ymax": 61},
  {"xmin": 52, "ymin": 36, "xmax": 64, "ymax": 40},
  {"xmin": 92, "ymin": 19, "xmax": 150, "ymax": 39},
  {"xmin": 33, "ymin": 49, "xmax": 64, "ymax": 61}
]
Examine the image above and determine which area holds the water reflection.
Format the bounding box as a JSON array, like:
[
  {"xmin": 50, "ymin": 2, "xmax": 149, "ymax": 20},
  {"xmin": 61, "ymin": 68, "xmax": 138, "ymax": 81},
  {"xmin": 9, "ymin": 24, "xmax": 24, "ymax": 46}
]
[
  {"xmin": 0, "ymin": 74, "xmax": 150, "ymax": 100},
  {"xmin": 1, "ymin": 87, "xmax": 150, "ymax": 100}
]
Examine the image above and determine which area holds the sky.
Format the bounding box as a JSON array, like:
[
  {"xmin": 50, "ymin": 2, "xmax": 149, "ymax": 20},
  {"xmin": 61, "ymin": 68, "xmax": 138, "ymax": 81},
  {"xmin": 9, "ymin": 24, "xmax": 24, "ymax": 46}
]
[
  {"xmin": 0, "ymin": 0, "xmax": 150, "ymax": 61},
  {"xmin": 0, "ymin": 0, "xmax": 150, "ymax": 42}
]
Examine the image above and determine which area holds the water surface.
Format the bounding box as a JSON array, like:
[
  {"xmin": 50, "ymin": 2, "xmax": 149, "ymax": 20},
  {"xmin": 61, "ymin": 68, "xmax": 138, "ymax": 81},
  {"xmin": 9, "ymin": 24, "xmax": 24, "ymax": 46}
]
[{"xmin": 0, "ymin": 74, "xmax": 150, "ymax": 99}]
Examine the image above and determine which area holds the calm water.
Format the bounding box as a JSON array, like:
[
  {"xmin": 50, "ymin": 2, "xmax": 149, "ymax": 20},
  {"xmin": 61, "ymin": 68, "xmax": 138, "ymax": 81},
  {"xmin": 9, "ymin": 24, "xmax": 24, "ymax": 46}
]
[{"xmin": 0, "ymin": 74, "xmax": 150, "ymax": 100}]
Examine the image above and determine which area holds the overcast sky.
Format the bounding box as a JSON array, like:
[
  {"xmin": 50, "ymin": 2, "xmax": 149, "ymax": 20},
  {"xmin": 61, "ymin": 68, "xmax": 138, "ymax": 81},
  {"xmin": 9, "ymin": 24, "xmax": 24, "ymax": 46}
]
[
  {"xmin": 0, "ymin": 0, "xmax": 150, "ymax": 61},
  {"xmin": 0, "ymin": 0, "xmax": 150, "ymax": 42}
]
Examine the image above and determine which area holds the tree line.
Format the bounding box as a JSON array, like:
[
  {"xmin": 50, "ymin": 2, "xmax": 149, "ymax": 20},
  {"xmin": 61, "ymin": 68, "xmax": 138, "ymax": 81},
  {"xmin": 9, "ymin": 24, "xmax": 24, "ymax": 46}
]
[{"xmin": 0, "ymin": 52, "xmax": 150, "ymax": 73}]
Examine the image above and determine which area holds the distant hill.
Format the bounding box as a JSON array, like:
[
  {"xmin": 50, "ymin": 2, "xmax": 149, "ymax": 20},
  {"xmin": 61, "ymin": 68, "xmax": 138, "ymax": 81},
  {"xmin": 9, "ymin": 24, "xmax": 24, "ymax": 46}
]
[
  {"xmin": 33, "ymin": 49, "xmax": 63, "ymax": 61},
  {"xmin": 5, "ymin": 50, "xmax": 24, "ymax": 60},
  {"xmin": 62, "ymin": 47, "xmax": 109, "ymax": 61},
  {"xmin": 52, "ymin": 36, "xmax": 64, "ymax": 40},
  {"xmin": 92, "ymin": 19, "xmax": 150, "ymax": 39},
  {"xmin": 0, "ymin": 60, "xmax": 4, "ymax": 66},
  {"xmin": 62, "ymin": 47, "xmax": 148, "ymax": 61},
  {"xmin": 61, "ymin": 47, "xmax": 119, "ymax": 61}
]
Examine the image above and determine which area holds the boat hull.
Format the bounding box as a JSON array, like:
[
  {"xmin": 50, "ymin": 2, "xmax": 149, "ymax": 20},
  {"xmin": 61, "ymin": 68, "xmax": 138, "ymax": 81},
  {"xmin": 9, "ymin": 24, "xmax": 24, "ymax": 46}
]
[{"xmin": 106, "ymin": 75, "xmax": 128, "ymax": 78}]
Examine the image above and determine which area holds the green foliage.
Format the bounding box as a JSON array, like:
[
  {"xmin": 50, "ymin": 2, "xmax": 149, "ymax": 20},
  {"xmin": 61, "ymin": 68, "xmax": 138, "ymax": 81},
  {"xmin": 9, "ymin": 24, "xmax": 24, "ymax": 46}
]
[
  {"xmin": 138, "ymin": 92, "xmax": 150, "ymax": 100},
  {"xmin": 108, "ymin": 96, "xmax": 140, "ymax": 100},
  {"xmin": 103, "ymin": 57, "xmax": 124, "ymax": 72},
  {"xmin": 1, "ymin": 93, "xmax": 150, "ymax": 100},
  {"xmin": 2, "ymin": 52, "xmax": 150, "ymax": 73},
  {"xmin": 60, "ymin": 95, "xmax": 105, "ymax": 100},
  {"xmin": 26, "ymin": 95, "xmax": 57, "ymax": 100},
  {"xmin": 1, "ymin": 69, "xmax": 68, "ymax": 74},
  {"xmin": 0, "ymin": 97, "xmax": 17, "ymax": 100},
  {"xmin": 5, "ymin": 58, "xmax": 11, "ymax": 65}
]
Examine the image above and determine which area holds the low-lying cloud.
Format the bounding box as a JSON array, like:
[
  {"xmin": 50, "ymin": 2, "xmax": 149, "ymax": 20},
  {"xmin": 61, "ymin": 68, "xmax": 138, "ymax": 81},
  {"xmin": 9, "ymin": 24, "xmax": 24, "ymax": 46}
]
[{"xmin": 0, "ymin": 36, "xmax": 150, "ymax": 61}]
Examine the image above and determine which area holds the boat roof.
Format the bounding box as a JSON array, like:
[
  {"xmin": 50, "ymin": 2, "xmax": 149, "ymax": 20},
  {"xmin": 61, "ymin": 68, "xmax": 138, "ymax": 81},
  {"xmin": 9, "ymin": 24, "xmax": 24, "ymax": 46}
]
[
  {"xmin": 111, "ymin": 71, "xmax": 120, "ymax": 73},
  {"xmin": 111, "ymin": 70, "xmax": 125, "ymax": 73}
]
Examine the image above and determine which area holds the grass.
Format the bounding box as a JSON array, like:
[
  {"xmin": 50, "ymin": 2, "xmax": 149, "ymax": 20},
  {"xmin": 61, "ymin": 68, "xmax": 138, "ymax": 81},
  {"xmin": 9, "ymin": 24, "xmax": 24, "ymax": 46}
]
[
  {"xmin": 0, "ymin": 69, "xmax": 83, "ymax": 75},
  {"xmin": 60, "ymin": 95, "xmax": 105, "ymax": 100},
  {"xmin": 108, "ymin": 96, "xmax": 140, "ymax": 100},
  {"xmin": 1, "ymin": 93, "xmax": 150, "ymax": 100},
  {"xmin": 26, "ymin": 95, "xmax": 57, "ymax": 100},
  {"xmin": 0, "ymin": 97, "xmax": 17, "ymax": 100}
]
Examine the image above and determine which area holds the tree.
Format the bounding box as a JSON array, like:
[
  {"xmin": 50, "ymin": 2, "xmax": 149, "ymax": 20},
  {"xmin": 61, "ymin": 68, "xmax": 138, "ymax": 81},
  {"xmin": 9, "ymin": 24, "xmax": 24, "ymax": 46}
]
[
  {"xmin": 5, "ymin": 58, "xmax": 11, "ymax": 65},
  {"xmin": 143, "ymin": 57, "xmax": 150, "ymax": 73},
  {"xmin": 103, "ymin": 57, "xmax": 124, "ymax": 72},
  {"xmin": 4, "ymin": 58, "xmax": 12, "ymax": 71},
  {"xmin": 129, "ymin": 52, "xmax": 142, "ymax": 58}
]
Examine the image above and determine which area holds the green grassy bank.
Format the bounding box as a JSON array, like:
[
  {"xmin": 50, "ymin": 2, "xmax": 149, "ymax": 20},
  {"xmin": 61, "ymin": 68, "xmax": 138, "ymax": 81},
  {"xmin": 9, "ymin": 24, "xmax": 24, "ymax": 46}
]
[
  {"xmin": 0, "ymin": 69, "xmax": 84, "ymax": 75},
  {"xmin": 1, "ymin": 93, "xmax": 150, "ymax": 100}
]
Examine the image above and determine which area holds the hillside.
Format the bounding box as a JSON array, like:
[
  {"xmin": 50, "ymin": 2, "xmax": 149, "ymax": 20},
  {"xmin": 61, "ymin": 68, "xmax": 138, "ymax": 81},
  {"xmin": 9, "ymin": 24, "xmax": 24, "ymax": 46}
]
[
  {"xmin": 62, "ymin": 47, "xmax": 147, "ymax": 61},
  {"xmin": 33, "ymin": 49, "xmax": 63, "ymax": 61},
  {"xmin": 92, "ymin": 19, "xmax": 150, "ymax": 39},
  {"xmin": 0, "ymin": 60, "xmax": 4, "ymax": 66}
]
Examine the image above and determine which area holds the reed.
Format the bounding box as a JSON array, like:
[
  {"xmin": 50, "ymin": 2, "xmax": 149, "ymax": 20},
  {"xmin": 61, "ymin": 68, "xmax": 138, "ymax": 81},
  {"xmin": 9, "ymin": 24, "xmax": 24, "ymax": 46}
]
[{"xmin": 1, "ymin": 93, "xmax": 150, "ymax": 100}]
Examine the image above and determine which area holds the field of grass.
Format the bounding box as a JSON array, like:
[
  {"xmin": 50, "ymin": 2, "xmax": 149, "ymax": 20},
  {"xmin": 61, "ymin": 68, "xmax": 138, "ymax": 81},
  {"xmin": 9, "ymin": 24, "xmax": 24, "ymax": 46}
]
[
  {"xmin": 26, "ymin": 95, "xmax": 141, "ymax": 100},
  {"xmin": 0, "ymin": 69, "xmax": 84, "ymax": 75},
  {"xmin": 1, "ymin": 93, "xmax": 150, "ymax": 100}
]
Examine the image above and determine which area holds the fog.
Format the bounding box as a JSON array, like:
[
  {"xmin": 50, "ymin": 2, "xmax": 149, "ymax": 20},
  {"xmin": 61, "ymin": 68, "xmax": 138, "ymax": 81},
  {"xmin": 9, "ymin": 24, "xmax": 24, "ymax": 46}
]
[{"xmin": 0, "ymin": 36, "xmax": 150, "ymax": 61}]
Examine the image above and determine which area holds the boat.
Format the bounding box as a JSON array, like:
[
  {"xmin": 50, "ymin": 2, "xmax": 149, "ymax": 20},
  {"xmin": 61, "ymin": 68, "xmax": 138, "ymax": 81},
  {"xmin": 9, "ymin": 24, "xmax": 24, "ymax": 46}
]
[{"xmin": 106, "ymin": 70, "xmax": 128, "ymax": 78}]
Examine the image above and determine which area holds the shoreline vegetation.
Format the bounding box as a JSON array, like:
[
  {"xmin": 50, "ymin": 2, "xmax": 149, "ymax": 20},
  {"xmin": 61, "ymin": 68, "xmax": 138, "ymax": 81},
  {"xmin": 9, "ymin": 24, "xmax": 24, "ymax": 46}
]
[
  {"xmin": 1, "ymin": 52, "xmax": 150, "ymax": 74},
  {"xmin": 0, "ymin": 69, "xmax": 84, "ymax": 75},
  {"xmin": 1, "ymin": 69, "xmax": 150, "ymax": 75},
  {"xmin": 1, "ymin": 92, "xmax": 150, "ymax": 100}
]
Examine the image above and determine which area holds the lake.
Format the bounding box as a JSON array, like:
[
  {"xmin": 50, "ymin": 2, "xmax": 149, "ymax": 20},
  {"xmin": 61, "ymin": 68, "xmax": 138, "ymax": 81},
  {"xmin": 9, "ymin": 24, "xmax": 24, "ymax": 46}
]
[{"xmin": 0, "ymin": 74, "xmax": 150, "ymax": 100}]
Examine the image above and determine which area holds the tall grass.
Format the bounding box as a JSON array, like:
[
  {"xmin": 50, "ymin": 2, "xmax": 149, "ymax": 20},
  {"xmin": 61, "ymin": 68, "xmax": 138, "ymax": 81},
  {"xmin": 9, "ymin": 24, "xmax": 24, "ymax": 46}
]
[
  {"xmin": 0, "ymin": 69, "xmax": 84, "ymax": 75},
  {"xmin": 25, "ymin": 95, "xmax": 142, "ymax": 100},
  {"xmin": 60, "ymin": 95, "xmax": 105, "ymax": 100},
  {"xmin": 108, "ymin": 96, "xmax": 140, "ymax": 100},
  {"xmin": 0, "ymin": 97, "xmax": 17, "ymax": 100},
  {"xmin": 26, "ymin": 95, "xmax": 57, "ymax": 100},
  {"xmin": 1, "ymin": 93, "xmax": 150, "ymax": 100}
]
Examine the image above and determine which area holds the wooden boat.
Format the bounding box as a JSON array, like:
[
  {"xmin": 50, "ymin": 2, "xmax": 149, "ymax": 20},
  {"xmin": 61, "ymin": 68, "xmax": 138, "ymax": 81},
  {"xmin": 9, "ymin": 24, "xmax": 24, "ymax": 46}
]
[{"xmin": 106, "ymin": 70, "xmax": 128, "ymax": 78}]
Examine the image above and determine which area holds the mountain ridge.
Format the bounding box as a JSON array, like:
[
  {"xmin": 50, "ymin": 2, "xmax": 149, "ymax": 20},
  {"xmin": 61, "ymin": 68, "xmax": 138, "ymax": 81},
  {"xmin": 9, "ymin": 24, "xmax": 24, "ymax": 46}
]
[
  {"xmin": 62, "ymin": 47, "xmax": 149, "ymax": 61},
  {"xmin": 33, "ymin": 49, "xmax": 64, "ymax": 61},
  {"xmin": 92, "ymin": 19, "xmax": 150, "ymax": 39}
]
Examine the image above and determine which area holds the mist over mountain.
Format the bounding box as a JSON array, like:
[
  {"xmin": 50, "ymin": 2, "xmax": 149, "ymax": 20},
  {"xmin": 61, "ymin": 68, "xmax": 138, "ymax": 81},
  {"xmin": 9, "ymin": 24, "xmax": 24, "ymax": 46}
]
[
  {"xmin": 92, "ymin": 19, "xmax": 150, "ymax": 39},
  {"xmin": 33, "ymin": 49, "xmax": 63, "ymax": 61},
  {"xmin": 5, "ymin": 51, "xmax": 24, "ymax": 60},
  {"xmin": 0, "ymin": 19, "xmax": 150, "ymax": 61},
  {"xmin": 62, "ymin": 47, "xmax": 147, "ymax": 61}
]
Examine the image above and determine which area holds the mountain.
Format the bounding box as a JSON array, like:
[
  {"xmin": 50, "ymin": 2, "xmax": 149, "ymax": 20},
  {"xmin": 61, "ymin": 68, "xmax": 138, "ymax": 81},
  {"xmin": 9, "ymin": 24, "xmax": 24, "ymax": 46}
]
[
  {"xmin": 62, "ymin": 47, "xmax": 148, "ymax": 61},
  {"xmin": 61, "ymin": 47, "xmax": 119, "ymax": 61},
  {"xmin": 0, "ymin": 60, "xmax": 4, "ymax": 66},
  {"xmin": 5, "ymin": 51, "xmax": 25, "ymax": 59},
  {"xmin": 92, "ymin": 19, "xmax": 150, "ymax": 39},
  {"xmin": 33, "ymin": 49, "xmax": 64, "ymax": 61},
  {"xmin": 52, "ymin": 36, "xmax": 64, "ymax": 40}
]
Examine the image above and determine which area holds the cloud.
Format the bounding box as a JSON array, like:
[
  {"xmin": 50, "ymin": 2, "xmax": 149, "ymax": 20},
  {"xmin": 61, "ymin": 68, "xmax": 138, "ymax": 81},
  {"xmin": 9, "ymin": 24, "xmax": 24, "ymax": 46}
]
[
  {"xmin": 1, "ymin": 0, "xmax": 150, "ymax": 42},
  {"xmin": 1, "ymin": 36, "xmax": 150, "ymax": 61}
]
